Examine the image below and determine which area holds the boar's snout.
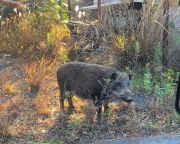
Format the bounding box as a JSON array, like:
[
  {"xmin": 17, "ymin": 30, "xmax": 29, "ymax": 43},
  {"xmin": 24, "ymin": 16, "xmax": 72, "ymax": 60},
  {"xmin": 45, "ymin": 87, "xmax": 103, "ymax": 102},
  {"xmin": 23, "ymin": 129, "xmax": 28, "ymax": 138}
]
[
  {"xmin": 113, "ymin": 89, "xmax": 133, "ymax": 103},
  {"xmin": 122, "ymin": 95, "xmax": 133, "ymax": 103}
]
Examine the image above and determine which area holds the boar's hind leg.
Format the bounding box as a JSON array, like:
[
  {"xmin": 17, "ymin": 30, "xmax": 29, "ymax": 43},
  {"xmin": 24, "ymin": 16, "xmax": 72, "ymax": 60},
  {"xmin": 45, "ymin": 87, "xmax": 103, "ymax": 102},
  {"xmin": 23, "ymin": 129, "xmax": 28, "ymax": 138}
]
[
  {"xmin": 67, "ymin": 94, "xmax": 75, "ymax": 114},
  {"xmin": 60, "ymin": 86, "xmax": 65, "ymax": 113}
]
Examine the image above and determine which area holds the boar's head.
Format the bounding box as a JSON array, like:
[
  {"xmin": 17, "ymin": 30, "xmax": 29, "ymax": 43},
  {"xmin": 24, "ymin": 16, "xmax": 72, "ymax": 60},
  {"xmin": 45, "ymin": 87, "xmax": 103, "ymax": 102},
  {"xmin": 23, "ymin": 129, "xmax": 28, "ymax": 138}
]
[{"xmin": 102, "ymin": 72, "xmax": 133, "ymax": 103}]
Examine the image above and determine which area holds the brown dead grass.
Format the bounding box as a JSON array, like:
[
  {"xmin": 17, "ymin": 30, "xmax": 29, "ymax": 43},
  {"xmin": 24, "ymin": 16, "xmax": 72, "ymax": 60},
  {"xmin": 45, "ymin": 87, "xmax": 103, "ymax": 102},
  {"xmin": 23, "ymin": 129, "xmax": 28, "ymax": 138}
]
[{"xmin": 34, "ymin": 95, "xmax": 52, "ymax": 117}]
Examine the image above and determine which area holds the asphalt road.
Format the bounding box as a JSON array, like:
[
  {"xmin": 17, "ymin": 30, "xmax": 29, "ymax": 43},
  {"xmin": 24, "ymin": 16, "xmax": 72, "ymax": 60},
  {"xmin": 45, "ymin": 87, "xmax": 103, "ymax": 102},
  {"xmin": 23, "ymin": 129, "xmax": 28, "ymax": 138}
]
[{"xmin": 99, "ymin": 135, "xmax": 180, "ymax": 144}]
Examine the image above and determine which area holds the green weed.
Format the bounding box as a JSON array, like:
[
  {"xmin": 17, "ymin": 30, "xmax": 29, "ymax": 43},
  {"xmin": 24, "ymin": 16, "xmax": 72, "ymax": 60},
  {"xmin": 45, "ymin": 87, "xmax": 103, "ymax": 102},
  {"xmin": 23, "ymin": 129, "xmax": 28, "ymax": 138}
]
[{"xmin": 143, "ymin": 64, "xmax": 153, "ymax": 93}]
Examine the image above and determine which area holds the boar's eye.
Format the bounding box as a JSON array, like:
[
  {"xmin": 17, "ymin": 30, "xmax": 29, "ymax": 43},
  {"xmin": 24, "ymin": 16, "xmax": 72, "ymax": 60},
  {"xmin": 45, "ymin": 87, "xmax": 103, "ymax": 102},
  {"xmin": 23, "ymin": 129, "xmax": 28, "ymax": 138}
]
[{"xmin": 111, "ymin": 73, "xmax": 118, "ymax": 80}]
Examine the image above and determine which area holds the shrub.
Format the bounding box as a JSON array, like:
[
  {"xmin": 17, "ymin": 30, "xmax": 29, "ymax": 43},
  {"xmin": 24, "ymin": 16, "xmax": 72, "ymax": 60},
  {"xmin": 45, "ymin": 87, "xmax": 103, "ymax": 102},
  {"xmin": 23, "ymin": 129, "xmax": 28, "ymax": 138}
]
[
  {"xmin": 47, "ymin": 24, "xmax": 70, "ymax": 46},
  {"xmin": 143, "ymin": 64, "xmax": 153, "ymax": 93},
  {"xmin": 34, "ymin": 95, "xmax": 51, "ymax": 116},
  {"xmin": 24, "ymin": 57, "xmax": 55, "ymax": 91},
  {"xmin": 47, "ymin": 24, "xmax": 70, "ymax": 62},
  {"xmin": 0, "ymin": 0, "xmax": 70, "ymax": 61}
]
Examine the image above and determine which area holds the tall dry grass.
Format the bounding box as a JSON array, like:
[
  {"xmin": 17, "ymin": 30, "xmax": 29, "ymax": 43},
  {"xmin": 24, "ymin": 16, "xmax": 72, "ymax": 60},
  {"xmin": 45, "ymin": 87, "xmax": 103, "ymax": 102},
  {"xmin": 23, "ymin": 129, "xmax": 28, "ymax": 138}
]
[
  {"xmin": 0, "ymin": 13, "xmax": 70, "ymax": 61},
  {"xmin": 72, "ymin": 1, "xmax": 178, "ymax": 69}
]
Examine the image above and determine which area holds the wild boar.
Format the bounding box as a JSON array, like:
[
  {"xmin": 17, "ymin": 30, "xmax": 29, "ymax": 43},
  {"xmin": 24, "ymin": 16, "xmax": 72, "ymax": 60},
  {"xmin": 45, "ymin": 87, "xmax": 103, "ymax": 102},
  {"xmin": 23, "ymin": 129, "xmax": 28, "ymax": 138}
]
[{"xmin": 57, "ymin": 62, "xmax": 133, "ymax": 120}]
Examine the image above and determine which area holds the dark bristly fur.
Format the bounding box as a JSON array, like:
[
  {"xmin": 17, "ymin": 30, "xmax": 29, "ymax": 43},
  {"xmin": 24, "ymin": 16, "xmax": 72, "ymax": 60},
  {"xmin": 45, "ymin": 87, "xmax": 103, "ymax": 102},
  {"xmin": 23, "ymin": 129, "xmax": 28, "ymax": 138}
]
[
  {"xmin": 175, "ymin": 75, "xmax": 180, "ymax": 114},
  {"xmin": 57, "ymin": 62, "xmax": 133, "ymax": 121}
]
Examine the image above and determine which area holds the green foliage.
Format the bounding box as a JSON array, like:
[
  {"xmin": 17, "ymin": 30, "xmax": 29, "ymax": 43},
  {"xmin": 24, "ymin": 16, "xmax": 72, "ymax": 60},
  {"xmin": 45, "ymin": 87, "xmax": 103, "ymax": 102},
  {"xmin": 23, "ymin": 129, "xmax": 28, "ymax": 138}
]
[
  {"xmin": 81, "ymin": 123, "xmax": 97, "ymax": 130},
  {"xmin": 0, "ymin": 4, "xmax": 14, "ymax": 19},
  {"xmin": 154, "ymin": 83, "xmax": 164, "ymax": 104},
  {"xmin": 165, "ymin": 112, "xmax": 180, "ymax": 129},
  {"xmin": 164, "ymin": 83, "xmax": 174, "ymax": 96},
  {"xmin": 153, "ymin": 43, "xmax": 162, "ymax": 69},
  {"xmin": 59, "ymin": 0, "xmax": 69, "ymax": 21},
  {"xmin": 131, "ymin": 73, "xmax": 143, "ymax": 91},
  {"xmin": 68, "ymin": 119, "xmax": 81, "ymax": 130},
  {"xmin": 26, "ymin": 0, "xmax": 69, "ymax": 21},
  {"xmin": 163, "ymin": 69, "xmax": 175, "ymax": 95},
  {"xmin": 38, "ymin": 0, "xmax": 60, "ymax": 21},
  {"xmin": 47, "ymin": 24, "xmax": 70, "ymax": 46},
  {"xmin": 47, "ymin": 24, "xmax": 70, "ymax": 63},
  {"xmin": 143, "ymin": 64, "xmax": 153, "ymax": 93},
  {"xmin": 25, "ymin": 0, "xmax": 59, "ymax": 16},
  {"xmin": 132, "ymin": 66, "xmax": 175, "ymax": 105},
  {"xmin": 64, "ymin": 91, "xmax": 71, "ymax": 98},
  {"xmin": 165, "ymin": 69, "xmax": 174, "ymax": 83},
  {"xmin": 134, "ymin": 40, "xmax": 140, "ymax": 55},
  {"xmin": 142, "ymin": 67, "xmax": 175, "ymax": 105},
  {"xmin": 147, "ymin": 121, "xmax": 160, "ymax": 131},
  {"xmin": 65, "ymin": 116, "xmax": 82, "ymax": 141}
]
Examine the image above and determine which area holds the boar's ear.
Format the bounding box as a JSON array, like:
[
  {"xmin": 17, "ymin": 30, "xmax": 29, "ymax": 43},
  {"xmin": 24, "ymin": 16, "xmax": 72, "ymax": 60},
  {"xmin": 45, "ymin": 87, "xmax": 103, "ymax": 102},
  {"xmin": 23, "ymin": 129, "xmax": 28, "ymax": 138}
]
[
  {"xmin": 128, "ymin": 74, "xmax": 132, "ymax": 81},
  {"xmin": 111, "ymin": 73, "xmax": 118, "ymax": 80}
]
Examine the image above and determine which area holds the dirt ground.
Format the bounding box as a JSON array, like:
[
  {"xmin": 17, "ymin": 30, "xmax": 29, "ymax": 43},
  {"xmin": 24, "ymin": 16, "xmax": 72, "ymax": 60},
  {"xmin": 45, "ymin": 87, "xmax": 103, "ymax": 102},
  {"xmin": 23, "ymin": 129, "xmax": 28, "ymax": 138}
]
[{"xmin": 0, "ymin": 53, "xmax": 179, "ymax": 144}]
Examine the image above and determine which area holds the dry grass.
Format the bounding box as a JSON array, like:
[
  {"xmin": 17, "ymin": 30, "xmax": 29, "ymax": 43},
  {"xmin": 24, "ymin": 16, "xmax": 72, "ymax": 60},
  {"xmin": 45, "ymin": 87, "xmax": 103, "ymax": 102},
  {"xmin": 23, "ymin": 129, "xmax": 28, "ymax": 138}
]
[
  {"xmin": 24, "ymin": 57, "xmax": 56, "ymax": 91},
  {"xmin": 0, "ymin": 120, "xmax": 12, "ymax": 137},
  {"xmin": 0, "ymin": 14, "xmax": 70, "ymax": 61},
  {"xmin": 33, "ymin": 95, "xmax": 52, "ymax": 117},
  {"xmin": 71, "ymin": 1, "xmax": 179, "ymax": 69},
  {"xmin": 3, "ymin": 83, "xmax": 18, "ymax": 95},
  {"xmin": 0, "ymin": 74, "xmax": 18, "ymax": 96},
  {"xmin": 0, "ymin": 77, "xmax": 179, "ymax": 144}
]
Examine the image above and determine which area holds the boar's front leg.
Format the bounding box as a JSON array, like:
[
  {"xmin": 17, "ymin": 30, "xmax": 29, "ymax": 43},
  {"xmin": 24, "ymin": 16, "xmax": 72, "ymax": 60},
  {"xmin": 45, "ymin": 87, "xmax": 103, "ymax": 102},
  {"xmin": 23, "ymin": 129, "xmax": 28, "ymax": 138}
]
[
  {"xmin": 97, "ymin": 104, "xmax": 102, "ymax": 122},
  {"xmin": 67, "ymin": 94, "xmax": 75, "ymax": 114},
  {"xmin": 94, "ymin": 98, "xmax": 102, "ymax": 122}
]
